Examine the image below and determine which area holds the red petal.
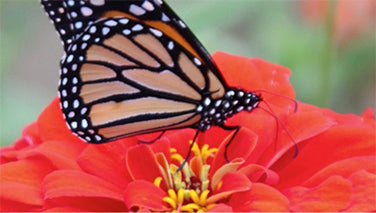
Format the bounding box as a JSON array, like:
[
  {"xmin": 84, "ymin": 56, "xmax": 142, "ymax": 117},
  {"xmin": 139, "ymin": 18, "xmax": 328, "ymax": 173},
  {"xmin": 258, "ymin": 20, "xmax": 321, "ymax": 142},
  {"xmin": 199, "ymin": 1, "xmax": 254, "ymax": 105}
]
[
  {"xmin": 207, "ymin": 172, "xmax": 251, "ymax": 203},
  {"xmin": 213, "ymin": 52, "xmax": 295, "ymax": 107},
  {"xmin": 37, "ymin": 97, "xmax": 83, "ymax": 143},
  {"xmin": 43, "ymin": 170, "xmax": 123, "ymax": 200},
  {"xmin": 303, "ymin": 156, "xmax": 376, "ymax": 187},
  {"xmin": 165, "ymin": 129, "xmax": 196, "ymax": 156},
  {"xmin": 126, "ymin": 145, "xmax": 164, "ymax": 183},
  {"xmin": 275, "ymin": 123, "xmax": 376, "ymax": 189},
  {"xmin": 0, "ymin": 159, "xmax": 54, "ymax": 211},
  {"xmin": 361, "ymin": 107, "xmax": 376, "ymax": 127},
  {"xmin": 149, "ymin": 138, "xmax": 171, "ymax": 163},
  {"xmin": 207, "ymin": 203, "xmax": 233, "ymax": 212},
  {"xmin": 124, "ymin": 180, "xmax": 168, "ymax": 211},
  {"xmin": 284, "ymin": 175, "xmax": 352, "ymax": 212},
  {"xmin": 19, "ymin": 139, "xmax": 86, "ymax": 170},
  {"xmin": 77, "ymin": 141, "xmax": 135, "ymax": 188},
  {"xmin": 210, "ymin": 128, "xmax": 257, "ymax": 177},
  {"xmin": 237, "ymin": 164, "xmax": 279, "ymax": 185},
  {"xmin": 43, "ymin": 170, "xmax": 126, "ymax": 211},
  {"xmin": 44, "ymin": 206, "xmax": 87, "ymax": 212},
  {"xmin": 14, "ymin": 122, "xmax": 42, "ymax": 149},
  {"xmin": 344, "ymin": 170, "xmax": 376, "ymax": 211},
  {"xmin": 260, "ymin": 106, "xmax": 335, "ymax": 167},
  {"xmin": 228, "ymin": 183, "xmax": 289, "ymax": 212}
]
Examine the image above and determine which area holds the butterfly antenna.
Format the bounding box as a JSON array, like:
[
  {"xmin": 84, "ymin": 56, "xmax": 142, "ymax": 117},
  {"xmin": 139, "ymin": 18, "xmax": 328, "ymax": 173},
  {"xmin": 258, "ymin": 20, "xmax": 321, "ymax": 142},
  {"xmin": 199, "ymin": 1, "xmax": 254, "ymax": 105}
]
[
  {"xmin": 176, "ymin": 130, "xmax": 200, "ymax": 172},
  {"xmin": 258, "ymin": 101, "xmax": 299, "ymax": 158},
  {"xmin": 253, "ymin": 89, "xmax": 298, "ymax": 112},
  {"xmin": 220, "ymin": 125, "xmax": 241, "ymax": 163}
]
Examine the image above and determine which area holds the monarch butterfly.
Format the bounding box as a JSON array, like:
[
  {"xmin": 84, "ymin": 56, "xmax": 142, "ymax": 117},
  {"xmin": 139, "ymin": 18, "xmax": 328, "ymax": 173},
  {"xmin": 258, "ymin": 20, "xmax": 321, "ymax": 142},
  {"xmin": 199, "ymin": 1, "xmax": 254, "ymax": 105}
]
[{"xmin": 41, "ymin": 0, "xmax": 294, "ymax": 161}]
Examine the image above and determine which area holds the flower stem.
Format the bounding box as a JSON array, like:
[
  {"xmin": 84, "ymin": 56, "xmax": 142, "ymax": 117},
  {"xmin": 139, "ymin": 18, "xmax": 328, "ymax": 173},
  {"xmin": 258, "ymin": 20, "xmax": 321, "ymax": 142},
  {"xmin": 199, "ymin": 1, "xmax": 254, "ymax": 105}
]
[{"xmin": 321, "ymin": 0, "xmax": 337, "ymax": 107}]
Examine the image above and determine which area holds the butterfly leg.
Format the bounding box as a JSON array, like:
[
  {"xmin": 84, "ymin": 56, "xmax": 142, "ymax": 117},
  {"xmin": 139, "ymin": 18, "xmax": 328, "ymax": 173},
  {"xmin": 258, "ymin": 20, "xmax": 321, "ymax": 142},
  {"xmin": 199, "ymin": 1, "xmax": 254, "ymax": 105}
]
[
  {"xmin": 176, "ymin": 129, "xmax": 200, "ymax": 172},
  {"xmin": 219, "ymin": 125, "xmax": 241, "ymax": 162},
  {"xmin": 138, "ymin": 131, "xmax": 166, "ymax": 144}
]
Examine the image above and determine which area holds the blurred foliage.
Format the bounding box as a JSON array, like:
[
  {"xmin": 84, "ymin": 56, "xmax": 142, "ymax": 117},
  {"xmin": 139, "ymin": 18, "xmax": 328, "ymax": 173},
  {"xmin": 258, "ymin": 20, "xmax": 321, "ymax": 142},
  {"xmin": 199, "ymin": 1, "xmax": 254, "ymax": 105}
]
[{"xmin": 0, "ymin": 0, "xmax": 374, "ymax": 146}]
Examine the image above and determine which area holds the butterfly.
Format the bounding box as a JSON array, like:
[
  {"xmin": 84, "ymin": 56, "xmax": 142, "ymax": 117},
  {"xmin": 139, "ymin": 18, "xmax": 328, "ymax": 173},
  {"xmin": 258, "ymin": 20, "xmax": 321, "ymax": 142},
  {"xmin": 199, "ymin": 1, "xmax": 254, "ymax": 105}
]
[{"xmin": 41, "ymin": 0, "xmax": 266, "ymax": 161}]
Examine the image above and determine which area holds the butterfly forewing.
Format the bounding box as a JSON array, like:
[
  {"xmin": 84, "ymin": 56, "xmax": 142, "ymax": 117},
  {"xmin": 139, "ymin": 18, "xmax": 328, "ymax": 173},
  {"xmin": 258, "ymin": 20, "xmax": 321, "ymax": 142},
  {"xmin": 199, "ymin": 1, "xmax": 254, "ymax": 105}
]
[
  {"xmin": 59, "ymin": 17, "xmax": 226, "ymax": 143},
  {"xmin": 42, "ymin": 0, "xmax": 229, "ymax": 143}
]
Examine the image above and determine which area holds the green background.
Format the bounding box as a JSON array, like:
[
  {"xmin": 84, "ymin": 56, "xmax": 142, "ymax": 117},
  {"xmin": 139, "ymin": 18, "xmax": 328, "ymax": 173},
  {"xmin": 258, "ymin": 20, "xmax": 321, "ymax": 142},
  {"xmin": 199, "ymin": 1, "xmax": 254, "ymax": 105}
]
[{"xmin": 1, "ymin": 0, "xmax": 374, "ymax": 146}]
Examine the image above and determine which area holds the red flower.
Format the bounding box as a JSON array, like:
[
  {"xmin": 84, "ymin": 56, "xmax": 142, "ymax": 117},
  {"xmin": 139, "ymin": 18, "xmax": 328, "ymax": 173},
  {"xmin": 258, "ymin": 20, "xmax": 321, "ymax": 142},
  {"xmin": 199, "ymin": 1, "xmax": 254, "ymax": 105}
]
[
  {"xmin": 1, "ymin": 52, "xmax": 375, "ymax": 212},
  {"xmin": 299, "ymin": 0, "xmax": 376, "ymax": 47}
]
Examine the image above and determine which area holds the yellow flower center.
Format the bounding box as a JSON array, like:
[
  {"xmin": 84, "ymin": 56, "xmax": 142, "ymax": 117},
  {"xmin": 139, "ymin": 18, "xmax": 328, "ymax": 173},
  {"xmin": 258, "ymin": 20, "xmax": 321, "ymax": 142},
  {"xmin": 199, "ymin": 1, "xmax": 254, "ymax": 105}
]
[{"xmin": 156, "ymin": 140, "xmax": 218, "ymax": 212}]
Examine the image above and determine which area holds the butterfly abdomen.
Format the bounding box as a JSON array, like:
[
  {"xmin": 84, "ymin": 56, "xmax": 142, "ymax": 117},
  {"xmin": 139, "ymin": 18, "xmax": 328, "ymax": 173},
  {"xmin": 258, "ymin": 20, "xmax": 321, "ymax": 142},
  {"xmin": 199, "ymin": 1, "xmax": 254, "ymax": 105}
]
[{"xmin": 196, "ymin": 89, "xmax": 261, "ymax": 131}]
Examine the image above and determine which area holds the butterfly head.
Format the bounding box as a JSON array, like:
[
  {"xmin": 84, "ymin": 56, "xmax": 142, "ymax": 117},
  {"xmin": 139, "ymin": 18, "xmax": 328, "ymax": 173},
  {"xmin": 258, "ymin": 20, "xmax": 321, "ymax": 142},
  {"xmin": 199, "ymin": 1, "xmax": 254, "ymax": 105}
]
[{"xmin": 196, "ymin": 88, "xmax": 261, "ymax": 131}]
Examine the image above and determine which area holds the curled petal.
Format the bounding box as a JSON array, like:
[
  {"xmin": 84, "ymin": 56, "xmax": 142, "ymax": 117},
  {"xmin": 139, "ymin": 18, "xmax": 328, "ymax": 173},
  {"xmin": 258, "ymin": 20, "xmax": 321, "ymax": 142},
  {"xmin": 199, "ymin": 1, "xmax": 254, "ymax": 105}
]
[
  {"xmin": 237, "ymin": 164, "xmax": 279, "ymax": 185},
  {"xmin": 210, "ymin": 128, "xmax": 257, "ymax": 176},
  {"xmin": 211, "ymin": 159, "xmax": 244, "ymax": 191},
  {"xmin": 207, "ymin": 172, "xmax": 251, "ymax": 204},
  {"xmin": 126, "ymin": 145, "xmax": 165, "ymax": 184}
]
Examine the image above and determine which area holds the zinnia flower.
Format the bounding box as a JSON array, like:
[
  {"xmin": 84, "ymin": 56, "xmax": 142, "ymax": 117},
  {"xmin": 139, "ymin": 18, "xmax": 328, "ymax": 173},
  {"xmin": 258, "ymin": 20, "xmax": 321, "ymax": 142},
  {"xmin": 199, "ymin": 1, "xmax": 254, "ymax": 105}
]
[{"xmin": 1, "ymin": 52, "xmax": 375, "ymax": 212}]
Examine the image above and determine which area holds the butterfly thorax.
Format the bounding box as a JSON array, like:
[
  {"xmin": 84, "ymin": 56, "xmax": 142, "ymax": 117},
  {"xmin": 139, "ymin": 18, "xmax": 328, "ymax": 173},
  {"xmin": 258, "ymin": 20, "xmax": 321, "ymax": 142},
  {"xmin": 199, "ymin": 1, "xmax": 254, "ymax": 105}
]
[{"xmin": 196, "ymin": 88, "xmax": 261, "ymax": 131}]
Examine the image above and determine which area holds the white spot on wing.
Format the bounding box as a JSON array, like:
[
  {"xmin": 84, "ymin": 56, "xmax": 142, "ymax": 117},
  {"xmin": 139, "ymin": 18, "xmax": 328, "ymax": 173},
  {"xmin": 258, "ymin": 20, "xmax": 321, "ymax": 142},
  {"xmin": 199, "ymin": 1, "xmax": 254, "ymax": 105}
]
[
  {"xmin": 178, "ymin": 20, "xmax": 186, "ymax": 28},
  {"xmin": 61, "ymin": 89, "xmax": 67, "ymax": 97},
  {"xmin": 129, "ymin": 4, "xmax": 146, "ymax": 16},
  {"xmin": 149, "ymin": 28, "xmax": 162, "ymax": 37},
  {"xmin": 102, "ymin": 27, "xmax": 110, "ymax": 35},
  {"xmin": 71, "ymin": 121, "xmax": 78, "ymax": 129},
  {"xmin": 66, "ymin": 54, "xmax": 73, "ymax": 63},
  {"xmin": 105, "ymin": 20, "xmax": 117, "ymax": 27},
  {"xmin": 193, "ymin": 57, "xmax": 201, "ymax": 66},
  {"xmin": 161, "ymin": 12, "xmax": 170, "ymax": 22},
  {"xmin": 89, "ymin": 26, "xmax": 97, "ymax": 33},
  {"xmin": 168, "ymin": 41, "xmax": 174, "ymax": 50},
  {"xmin": 132, "ymin": 24, "xmax": 143, "ymax": 31},
  {"xmin": 81, "ymin": 7, "xmax": 93, "ymax": 16},
  {"xmin": 119, "ymin": 18, "xmax": 129, "ymax": 25},
  {"xmin": 82, "ymin": 119, "xmax": 88, "ymax": 128},
  {"xmin": 73, "ymin": 99, "xmax": 79, "ymax": 108},
  {"xmin": 90, "ymin": 0, "xmax": 104, "ymax": 6},
  {"xmin": 122, "ymin": 29, "xmax": 131, "ymax": 35},
  {"xmin": 75, "ymin": 21, "xmax": 83, "ymax": 29},
  {"xmin": 142, "ymin": 1, "xmax": 154, "ymax": 11}
]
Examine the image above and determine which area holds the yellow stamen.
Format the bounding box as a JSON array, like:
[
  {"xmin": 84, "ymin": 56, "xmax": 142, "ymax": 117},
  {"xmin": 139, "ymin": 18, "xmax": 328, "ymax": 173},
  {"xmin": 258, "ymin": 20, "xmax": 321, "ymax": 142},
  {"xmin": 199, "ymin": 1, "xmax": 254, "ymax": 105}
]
[
  {"xmin": 153, "ymin": 177, "xmax": 162, "ymax": 188},
  {"xmin": 181, "ymin": 203, "xmax": 200, "ymax": 212},
  {"xmin": 170, "ymin": 148, "xmax": 177, "ymax": 153},
  {"xmin": 167, "ymin": 189, "xmax": 177, "ymax": 202},
  {"xmin": 189, "ymin": 189, "xmax": 200, "ymax": 203},
  {"xmin": 177, "ymin": 188, "xmax": 185, "ymax": 204},
  {"xmin": 199, "ymin": 190, "xmax": 210, "ymax": 206},
  {"xmin": 171, "ymin": 153, "xmax": 184, "ymax": 162},
  {"xmin": 191, "ymin": 141, "xmax": 201, "ymax": 157},
  {"xmin": 162, "ymin": 197, "xmax": 177, "ymax": 209}
]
